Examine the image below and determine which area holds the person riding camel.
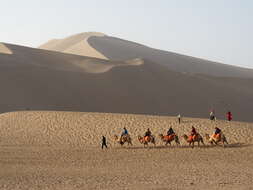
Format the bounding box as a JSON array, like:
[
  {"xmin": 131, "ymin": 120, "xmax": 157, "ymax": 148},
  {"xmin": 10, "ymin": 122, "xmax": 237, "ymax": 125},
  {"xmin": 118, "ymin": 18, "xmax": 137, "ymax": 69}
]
[
  {"xmin": 213, "ymin": 127, "xmax": 222, "ymax": 139},
  {"xmin": 144, "ymin": 128, "xmax": 152, "ymax": 141},
  {"xmin": 167, "ymin": 127, "xmax": 175, "ymax": 136},
  {"xmin": 120, "ymin": 127, "xmax": 129, "ymax": 142},
  {"xmin": 189, "ymin": 126, "xmax": 198, "ymax": 141},
  {"xmin": 121, "ymin": 127, "xmax": 129, "ymax": 137}
]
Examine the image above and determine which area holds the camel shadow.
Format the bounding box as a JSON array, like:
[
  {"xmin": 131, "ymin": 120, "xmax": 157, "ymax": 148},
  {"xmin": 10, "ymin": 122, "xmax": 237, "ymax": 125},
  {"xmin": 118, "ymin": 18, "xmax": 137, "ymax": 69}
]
[{"xmin": 114, "ymin": 143, "xmax": 252, "ymax": 150}]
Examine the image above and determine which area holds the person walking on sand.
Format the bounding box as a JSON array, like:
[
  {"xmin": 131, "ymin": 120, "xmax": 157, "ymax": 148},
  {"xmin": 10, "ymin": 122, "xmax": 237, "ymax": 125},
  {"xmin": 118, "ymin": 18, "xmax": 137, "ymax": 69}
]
[
  {"xmin": 177, "ymin": 114, "xmax": 181, "ymax": 124},
  {"xmin": 101, "ymin": 136, "xmax": 108, "ymax": 149}
]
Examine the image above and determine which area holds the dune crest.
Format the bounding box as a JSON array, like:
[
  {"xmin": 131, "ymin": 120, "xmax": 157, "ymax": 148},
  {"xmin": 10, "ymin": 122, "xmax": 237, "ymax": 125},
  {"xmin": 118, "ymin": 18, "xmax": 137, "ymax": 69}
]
[
  {"xmin": 73, "ymin": 58, "xmax": 144, "ymax": 73},
  {"xmin": 0, "ymin": 43, "xmax": 12, "ymax": 54},
  {"xmin": 39, "ymin": 32, "xmax": 108, "ymax": 59}
]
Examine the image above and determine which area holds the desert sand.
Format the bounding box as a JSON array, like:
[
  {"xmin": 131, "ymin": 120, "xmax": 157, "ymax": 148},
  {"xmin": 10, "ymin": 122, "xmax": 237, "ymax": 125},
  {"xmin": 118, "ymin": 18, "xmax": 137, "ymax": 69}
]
[{"xmin": 0, "ymin": 111, "xmax": 252, "ymax": 189}]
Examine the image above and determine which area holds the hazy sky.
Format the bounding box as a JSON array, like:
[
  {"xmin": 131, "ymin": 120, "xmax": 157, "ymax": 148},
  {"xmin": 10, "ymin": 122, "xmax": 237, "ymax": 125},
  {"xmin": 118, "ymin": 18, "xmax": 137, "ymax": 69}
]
[{"xmin": 1, "ymin": 0, "xmax": 253, "ymax": 68}]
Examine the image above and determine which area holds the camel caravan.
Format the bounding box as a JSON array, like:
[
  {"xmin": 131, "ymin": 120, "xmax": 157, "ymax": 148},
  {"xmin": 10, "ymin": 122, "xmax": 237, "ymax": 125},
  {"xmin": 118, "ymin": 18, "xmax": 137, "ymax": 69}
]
[{"xmin": 113, "ymin": 126, "xmax": 229, "ymax": 149}]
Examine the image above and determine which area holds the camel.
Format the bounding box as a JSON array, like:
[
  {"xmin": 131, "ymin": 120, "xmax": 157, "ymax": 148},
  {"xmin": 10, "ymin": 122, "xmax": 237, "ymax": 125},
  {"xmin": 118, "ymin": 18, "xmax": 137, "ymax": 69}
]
[
  {"xmin": 205, "ymin": 133, "xmax": 228, "ymax": 147},
  {"xmin": 158, "ymin": 134, "xmax": 180, "ymax": 146},
  {"xmin": 114, "ymin": 135, "xmax": 133, "ymax": 146},
  {"xmin": 138, "ymin": 135, "xmax": 156, "ymax": 147},
  {"xmin": 182, "ymin": 134, "xmax": 205, "ymax": 148}
]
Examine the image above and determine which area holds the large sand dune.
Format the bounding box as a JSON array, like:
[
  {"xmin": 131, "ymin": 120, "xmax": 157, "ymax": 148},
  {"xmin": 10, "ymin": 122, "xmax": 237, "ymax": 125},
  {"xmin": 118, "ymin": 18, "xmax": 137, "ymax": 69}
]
[
  {"xmin": 0, "ymin": 111, "xmax": 252, "ymax": 189},
  {"xmin": 39, "ymin": 32, "xmax": 108, "ymax": 59},
  {"xmin": 0, "ymin": 43, "xmax": 253, "ymax": 122},
  {"xmin": 40, "ymin": 33, "xmax": 253, "ymax": 78}
]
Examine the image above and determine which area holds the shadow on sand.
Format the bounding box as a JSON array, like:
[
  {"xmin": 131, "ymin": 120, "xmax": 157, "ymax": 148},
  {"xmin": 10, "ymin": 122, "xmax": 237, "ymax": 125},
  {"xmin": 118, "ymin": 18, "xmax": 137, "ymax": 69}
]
[{"xmin": 114, "ymin": 143, "xmax": 252, "ymax": 150}]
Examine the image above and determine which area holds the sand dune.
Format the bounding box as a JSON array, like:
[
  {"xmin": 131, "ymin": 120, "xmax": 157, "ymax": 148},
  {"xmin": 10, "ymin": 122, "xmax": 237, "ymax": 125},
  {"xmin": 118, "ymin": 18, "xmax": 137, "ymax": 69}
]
[
  {"xmin": 0, "ymin": 43, "xmax": 253, "ymax": 122},
  {"xmin": 88, "ymin": 35, "xmax": 253, "ymax": 78},
  {"xmin": 0, "ymin": 111, "xmax": 252, "ymax": 189},
  {"xmin": 40, "ymin": 33, "xmax": 253, "ymax": 78},
  {"xmin": 39, "ymin": 32, "xmax": 108, "ymax": 59},
  {"xmin": 0, "ymin": 43, "xmax": 12, "ymax": 54}
]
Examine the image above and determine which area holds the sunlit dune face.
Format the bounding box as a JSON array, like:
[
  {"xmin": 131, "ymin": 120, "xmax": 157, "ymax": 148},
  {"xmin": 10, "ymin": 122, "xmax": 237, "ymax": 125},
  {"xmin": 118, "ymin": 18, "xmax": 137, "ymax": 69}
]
[{"xmin": 0, "ymin": 43, "xmax": 13, "ymax": 54}]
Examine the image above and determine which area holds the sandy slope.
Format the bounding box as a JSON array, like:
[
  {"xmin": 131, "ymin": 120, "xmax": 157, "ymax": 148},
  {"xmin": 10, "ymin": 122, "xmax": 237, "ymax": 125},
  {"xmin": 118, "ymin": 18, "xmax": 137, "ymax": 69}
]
[
  {"xmin": 1, "ymin": 43, "xmax": 253, "ymax": 122},
  {"xmin": 0, "ymin": 111, "xmax": 252, "ymax": 189},
  {"xmin": 39, "ymin": 32, "xmax": 108, "ymax": 59},
  {"xmin": 88, "ymin": 35, "xmax": 253, "ymax": 78},
  {"xmin": 0, "ymin": 43, "xmax": 12, "ymax": 54},
  {"xmin": 39, "ymin": 33, "xmax": 253, "ymax": 78}
]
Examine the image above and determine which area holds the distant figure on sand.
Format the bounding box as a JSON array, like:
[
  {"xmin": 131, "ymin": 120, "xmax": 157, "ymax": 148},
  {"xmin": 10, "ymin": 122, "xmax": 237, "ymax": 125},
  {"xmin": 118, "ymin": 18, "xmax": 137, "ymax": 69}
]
[
  {"xmin": 227, "ymin": 111, "xmax": 232, "ymax": 121},
  {"xmin": 177, "ymin": 114, "xmax": 181, "ymax": 124},
  {"xmin": 101, "ymin": 136, "xmax": 108, "ymax": 149},
  {"xmin": 209, "ymin": 110, "xmax": 216, "ymax": 121}
]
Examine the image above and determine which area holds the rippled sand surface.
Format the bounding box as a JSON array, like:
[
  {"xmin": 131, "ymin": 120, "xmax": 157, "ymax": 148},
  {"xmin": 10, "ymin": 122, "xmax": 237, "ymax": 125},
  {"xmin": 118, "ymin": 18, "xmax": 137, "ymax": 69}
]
[{"xmin": 0, "ymin": 111, "xmax": 252, "ymax": 189}]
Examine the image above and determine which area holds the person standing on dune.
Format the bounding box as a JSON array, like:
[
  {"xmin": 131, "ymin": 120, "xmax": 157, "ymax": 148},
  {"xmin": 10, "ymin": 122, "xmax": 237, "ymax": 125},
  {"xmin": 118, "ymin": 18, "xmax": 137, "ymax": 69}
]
[
  {"xmin": 227, "ymin": 111, "xmax": 232, "ymax": 121},
  {"xmin": 209, "ymin": 110, "xmax": 216, "ymax": 121},
  {"xmin": 177, "ymin": 114, "xmax": 181, "ymax": 124}
]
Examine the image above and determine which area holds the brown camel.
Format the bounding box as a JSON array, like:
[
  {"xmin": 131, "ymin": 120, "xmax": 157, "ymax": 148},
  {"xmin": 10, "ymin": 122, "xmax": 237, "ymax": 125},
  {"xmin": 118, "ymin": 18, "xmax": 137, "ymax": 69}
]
[
  {"xmin": 182, "ymin": 134, "xmax": 205, "ymax": 148},
  {"xmin": 138, "ymin": 135, "xmax": 156, "ymax": 147},
  {"xmin": 114, "ymin": 135, "xmax": 133, "ymax": 146},
  {"xmin": 205, "ymin": 133, "xmax": 228, "ymax": 147},
  {"xmin": 158, "ymin": 134, "xmax": 180, "ymax": 146}
]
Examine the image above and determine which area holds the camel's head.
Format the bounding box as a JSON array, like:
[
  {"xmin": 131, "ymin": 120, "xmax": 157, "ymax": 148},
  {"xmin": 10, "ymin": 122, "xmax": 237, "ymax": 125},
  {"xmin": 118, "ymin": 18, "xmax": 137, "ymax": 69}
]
[{"xmin": 158, "ymin": 134, "xmax": 163, "ymax": 138}]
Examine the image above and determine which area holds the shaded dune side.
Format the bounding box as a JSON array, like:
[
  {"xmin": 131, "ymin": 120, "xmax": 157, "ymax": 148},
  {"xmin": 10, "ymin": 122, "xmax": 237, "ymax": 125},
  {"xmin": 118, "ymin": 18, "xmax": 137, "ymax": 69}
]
[
  {"xmin": 0, "ymin": 111, "xmax": 252, "ymax": 147},
  {"xmin": 88, "ymin": 36, "xmax": 253, "ymax": 78},
  {"xmin": 1, "ymin": 43, "xmax": 253, "ymax": 122},
  {"xmin": 39, "ymin": 32, "xmax": 108, "ymax": 59}
]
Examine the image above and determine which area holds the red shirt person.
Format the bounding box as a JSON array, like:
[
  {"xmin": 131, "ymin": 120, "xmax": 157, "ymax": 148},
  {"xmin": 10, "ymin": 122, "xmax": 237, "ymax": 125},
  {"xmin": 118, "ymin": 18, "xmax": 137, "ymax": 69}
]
[{"xmin": 227, "ymin": 111, "xmax": 232, "ymax": 121}]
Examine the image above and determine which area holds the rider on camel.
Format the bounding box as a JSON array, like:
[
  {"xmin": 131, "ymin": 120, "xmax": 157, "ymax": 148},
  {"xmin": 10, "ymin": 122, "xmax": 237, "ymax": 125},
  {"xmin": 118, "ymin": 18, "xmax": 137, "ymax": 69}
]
[
  {"xmin": 144, "ymin": 128, "xmax": 152, "ymax": 138},
  {"xmin": 121, "ymin": 127, "xmax": 128, "ymax": 137},
  {"xmin": 213, "ymin": 127, "xmax": 222, "ymax": 139},
  {"xmin": 120, "ymin": 127, "xmax": 129, "ymax": 142},
  {"xmin": 167, "ymin": 127, "xmax": 175, "ymax": 136},
  {"xmin": 189, "ymin": 126, "xmax": 198, "ymax": 141}
]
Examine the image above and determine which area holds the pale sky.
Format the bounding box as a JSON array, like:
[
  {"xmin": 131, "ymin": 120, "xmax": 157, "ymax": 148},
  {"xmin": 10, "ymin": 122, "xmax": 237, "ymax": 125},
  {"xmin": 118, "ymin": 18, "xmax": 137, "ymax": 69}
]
[{"xmin": 1, "ymin": 0, "xmax": 253, "ymax": 68}]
